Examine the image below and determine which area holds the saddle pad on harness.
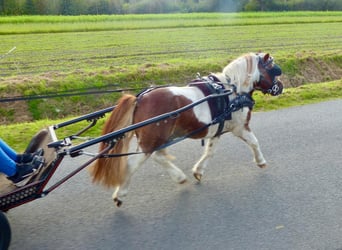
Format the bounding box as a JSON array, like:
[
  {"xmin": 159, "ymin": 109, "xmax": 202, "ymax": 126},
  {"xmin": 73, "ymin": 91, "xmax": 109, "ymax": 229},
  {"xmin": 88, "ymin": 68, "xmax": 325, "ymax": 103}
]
[{"xmin": 188, "ymin": 79, "xmax": 230, "ymax": 121}]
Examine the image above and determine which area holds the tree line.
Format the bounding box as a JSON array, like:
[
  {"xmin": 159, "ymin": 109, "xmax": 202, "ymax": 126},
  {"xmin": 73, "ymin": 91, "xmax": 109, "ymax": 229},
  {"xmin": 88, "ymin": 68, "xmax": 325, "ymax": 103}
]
[{"xmin": 1, "ymin": 0, "xmax": 341, "ymax": 15}]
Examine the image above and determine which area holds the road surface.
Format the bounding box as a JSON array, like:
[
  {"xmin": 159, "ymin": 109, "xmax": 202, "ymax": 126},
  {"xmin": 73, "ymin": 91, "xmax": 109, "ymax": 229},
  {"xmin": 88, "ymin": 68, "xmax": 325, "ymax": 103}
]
[{"xmin": 6, "ymin": 99, "xmax": 342, "ymax": 250}]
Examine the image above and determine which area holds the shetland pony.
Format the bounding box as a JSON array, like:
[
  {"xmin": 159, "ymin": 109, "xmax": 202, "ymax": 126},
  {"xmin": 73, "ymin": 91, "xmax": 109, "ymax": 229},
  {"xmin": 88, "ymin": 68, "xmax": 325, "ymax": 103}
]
[{"xmin": 90, "ymin": 52, "xmax": 283, "ymax": 206}]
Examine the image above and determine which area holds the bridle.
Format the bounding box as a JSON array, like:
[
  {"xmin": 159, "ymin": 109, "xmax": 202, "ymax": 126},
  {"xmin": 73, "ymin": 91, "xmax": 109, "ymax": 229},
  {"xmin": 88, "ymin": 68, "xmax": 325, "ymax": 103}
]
[{"xmin": 254, "ymin": 56, "xmax": 283, "ymax": 96}]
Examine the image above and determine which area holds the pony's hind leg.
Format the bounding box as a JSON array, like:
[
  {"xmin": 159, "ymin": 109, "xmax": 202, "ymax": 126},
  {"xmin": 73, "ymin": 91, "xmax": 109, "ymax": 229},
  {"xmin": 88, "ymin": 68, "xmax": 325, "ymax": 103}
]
[
  {"xmin": 192, "ymin": 137, "xmax": 220, "ymax": 181},
  {"xmin": 112, "ymin": 153, "xmax": 150, "ymax": 207},
  {"xmin": 153, "ymin": 149, "xmax": 187, "ymax": 184}
]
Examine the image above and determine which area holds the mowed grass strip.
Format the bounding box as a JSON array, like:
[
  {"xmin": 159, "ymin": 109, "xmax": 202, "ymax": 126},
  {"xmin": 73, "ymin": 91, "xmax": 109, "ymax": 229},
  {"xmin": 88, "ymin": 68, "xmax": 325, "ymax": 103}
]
[
  {"xmin": 0, "ymin": 12, "xmax": 341, "ymax": 34},
  {"xmin": 1, "ymin": 18, "xmax": 341, "ymax": 77}
]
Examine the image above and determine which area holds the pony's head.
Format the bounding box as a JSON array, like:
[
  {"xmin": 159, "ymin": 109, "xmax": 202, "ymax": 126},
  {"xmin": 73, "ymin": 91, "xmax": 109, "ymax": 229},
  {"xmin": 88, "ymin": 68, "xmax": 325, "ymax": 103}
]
[
  {"xmin": 222, "ymin": 53, "xmax": 283, "ymax": 96},
  {"xmin": 255, "ymin": 53, "xmax": 283, "ymax": 96}
]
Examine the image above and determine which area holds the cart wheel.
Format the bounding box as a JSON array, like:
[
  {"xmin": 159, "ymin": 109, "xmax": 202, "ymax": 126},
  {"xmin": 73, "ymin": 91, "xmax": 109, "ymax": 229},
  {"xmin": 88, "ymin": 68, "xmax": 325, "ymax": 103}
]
[{"xmin": 0, "ymin": 211, "xmax": 11, "ymax": 250}]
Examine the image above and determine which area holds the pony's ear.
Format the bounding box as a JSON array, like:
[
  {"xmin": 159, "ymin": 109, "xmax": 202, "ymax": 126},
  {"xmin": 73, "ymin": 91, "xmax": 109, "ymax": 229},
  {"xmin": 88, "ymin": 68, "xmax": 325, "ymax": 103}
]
[{"xmin": 263, "ymin": 53, "xmax": 270, "ymax": 62}]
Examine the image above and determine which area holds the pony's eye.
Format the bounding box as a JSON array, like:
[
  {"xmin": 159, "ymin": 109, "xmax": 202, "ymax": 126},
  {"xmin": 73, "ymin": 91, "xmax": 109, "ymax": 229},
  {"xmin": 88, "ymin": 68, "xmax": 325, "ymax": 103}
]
[{"xmin": 268, "ymin": 63, "xmax": 274, "ymax": 69}]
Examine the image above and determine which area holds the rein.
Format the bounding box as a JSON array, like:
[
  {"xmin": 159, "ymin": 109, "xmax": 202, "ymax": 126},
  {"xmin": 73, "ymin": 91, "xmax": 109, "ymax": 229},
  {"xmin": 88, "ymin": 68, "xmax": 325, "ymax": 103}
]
[{"xmin": 0, "ymin": 85, "xmax": 141, "ymax": 103}]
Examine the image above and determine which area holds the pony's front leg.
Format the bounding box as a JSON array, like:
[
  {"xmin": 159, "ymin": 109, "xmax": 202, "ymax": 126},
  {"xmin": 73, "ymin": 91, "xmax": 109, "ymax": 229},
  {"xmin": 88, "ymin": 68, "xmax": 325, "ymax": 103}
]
[
  {"xmin": 192, "ymin": 136, "xmax": 220, "ymax": 181},
  {"xmin": 112, "ymin": 153, "xmax": 149, "ymax": 207},
  {"xmin": 233, "ymin": 127, "xmax": 267, "ymax": 168},
  {"xmin": 153, "ymin": 149, "xmax": 187, "ymax": 184}
]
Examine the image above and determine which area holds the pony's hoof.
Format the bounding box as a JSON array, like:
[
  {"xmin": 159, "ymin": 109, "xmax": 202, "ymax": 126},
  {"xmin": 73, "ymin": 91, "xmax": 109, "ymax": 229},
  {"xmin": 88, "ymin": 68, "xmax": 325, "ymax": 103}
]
[
  {"xmin": 113, "ymin": 198, "xmax": 123, "ymax": 207},
  {"xmin": 258, "ymin": 163, "xmax": 267, "ymax": 169},
  {"xmin": 193, "ymin": 173, "xmax": 202, "ymax": 182},
  {"xmin": 179, "ymin": 179, "xmax": 187, "ymax": 184}
]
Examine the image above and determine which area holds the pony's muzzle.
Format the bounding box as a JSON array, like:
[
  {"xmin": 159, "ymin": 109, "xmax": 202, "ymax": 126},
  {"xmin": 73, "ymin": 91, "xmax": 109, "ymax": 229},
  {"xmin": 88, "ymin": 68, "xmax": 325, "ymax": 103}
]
[{"xmin": 270, "ymin": 79, "xmax": 283, "ymax": 96}]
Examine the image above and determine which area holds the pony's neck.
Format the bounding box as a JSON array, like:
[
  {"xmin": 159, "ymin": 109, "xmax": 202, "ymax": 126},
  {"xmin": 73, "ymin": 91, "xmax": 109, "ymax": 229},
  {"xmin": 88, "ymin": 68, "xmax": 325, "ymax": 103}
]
[{"xmin": 222, "ymin": 53, "xmax": 260, "ymax": 94}]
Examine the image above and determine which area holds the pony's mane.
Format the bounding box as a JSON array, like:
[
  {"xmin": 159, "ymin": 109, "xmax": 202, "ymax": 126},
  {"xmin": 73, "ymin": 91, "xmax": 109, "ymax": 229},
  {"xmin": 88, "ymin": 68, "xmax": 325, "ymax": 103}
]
[{"xmin": 222, "ymin": 53, "xmax": 260, "ymax": 93}]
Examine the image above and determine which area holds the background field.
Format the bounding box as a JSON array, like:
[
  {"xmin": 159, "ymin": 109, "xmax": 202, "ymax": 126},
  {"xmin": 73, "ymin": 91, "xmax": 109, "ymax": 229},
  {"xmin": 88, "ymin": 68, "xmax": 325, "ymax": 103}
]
[
  {"xmin": 0, "ymin": 12, "xmax": 341, "ymax": 150},
  {"xmin": 1, "ymin": 12, "xmax": 342, "ymax": 77}
]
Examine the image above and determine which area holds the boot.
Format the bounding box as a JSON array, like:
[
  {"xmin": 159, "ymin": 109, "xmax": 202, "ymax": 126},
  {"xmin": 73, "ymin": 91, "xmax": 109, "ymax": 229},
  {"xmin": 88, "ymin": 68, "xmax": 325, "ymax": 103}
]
[
  {"xmin": 8, "ymin": 155, "xmax": 45, "ymax": 187},
  {"xmin": 16, "ymin": 148, "xmax": 44, "ymax": 164}
]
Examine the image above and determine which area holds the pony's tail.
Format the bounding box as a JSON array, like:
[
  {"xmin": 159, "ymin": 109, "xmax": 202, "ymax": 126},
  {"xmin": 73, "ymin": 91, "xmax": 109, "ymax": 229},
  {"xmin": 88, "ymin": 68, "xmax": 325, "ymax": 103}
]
[{"xmin": 89, "ymin": 94, "xmax": 137, "ymax": 188}]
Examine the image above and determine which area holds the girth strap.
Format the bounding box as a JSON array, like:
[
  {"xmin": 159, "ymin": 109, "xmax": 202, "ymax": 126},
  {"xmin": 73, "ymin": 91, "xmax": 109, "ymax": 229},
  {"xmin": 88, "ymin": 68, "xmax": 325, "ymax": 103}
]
[{"xmin": 188, "ymin": 78, "xmax": 229, "ymax": 137}]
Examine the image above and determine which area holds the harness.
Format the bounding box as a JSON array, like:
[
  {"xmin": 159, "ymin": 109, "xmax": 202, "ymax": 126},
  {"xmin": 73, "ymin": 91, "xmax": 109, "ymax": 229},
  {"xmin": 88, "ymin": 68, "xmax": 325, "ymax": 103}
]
[
  {"xmin": 188, "ymin": 75, "xmax": 228, "ymax": 121},
  {"xmin": 188, "ymin": 74, "xmax": 254, "ymax": 137}
]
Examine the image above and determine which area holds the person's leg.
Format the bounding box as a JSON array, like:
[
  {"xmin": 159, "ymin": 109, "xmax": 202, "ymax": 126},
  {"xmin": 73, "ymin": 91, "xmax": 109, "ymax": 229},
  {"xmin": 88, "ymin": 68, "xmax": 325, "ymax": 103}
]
[
  {"xmin": 0, "ymin": 138, "xmax": 44, "ymax": 163},
  {"xmin": 0, "ymin": 138, "xmax": 17, "ymax": 161},
  {"xmin": 0, "ymin": 147, "xmax": 17, "ymax": 176}
]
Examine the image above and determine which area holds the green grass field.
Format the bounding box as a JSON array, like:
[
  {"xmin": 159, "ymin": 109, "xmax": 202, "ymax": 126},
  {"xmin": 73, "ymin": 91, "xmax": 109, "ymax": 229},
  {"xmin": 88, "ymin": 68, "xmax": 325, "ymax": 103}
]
[
  {"xmin": 0, "ymin": 12, "xmax": 341, "ymax": 33},
  {"xmin": 0, "ymin": 12, "xmax": 341, "ymax": 151},
  {"xmin": 1, "ymin": 12, "xmax": 341, "ymax": 77}
]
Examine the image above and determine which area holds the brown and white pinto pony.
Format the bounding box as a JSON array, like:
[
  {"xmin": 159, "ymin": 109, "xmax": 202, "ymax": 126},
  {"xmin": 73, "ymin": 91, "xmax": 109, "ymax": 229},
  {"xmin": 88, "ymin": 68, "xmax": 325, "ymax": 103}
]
[{"xmin": 89, "ymin": 52, "xmax": 283, "ymax": 206}]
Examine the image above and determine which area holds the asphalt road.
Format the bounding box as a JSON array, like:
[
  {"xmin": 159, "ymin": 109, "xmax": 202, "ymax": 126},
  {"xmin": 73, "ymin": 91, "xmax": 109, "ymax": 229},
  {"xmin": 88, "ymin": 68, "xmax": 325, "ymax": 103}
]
[{"xmin": 6, "ymin": 99, "xmax": 342, "ymax": 250}]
